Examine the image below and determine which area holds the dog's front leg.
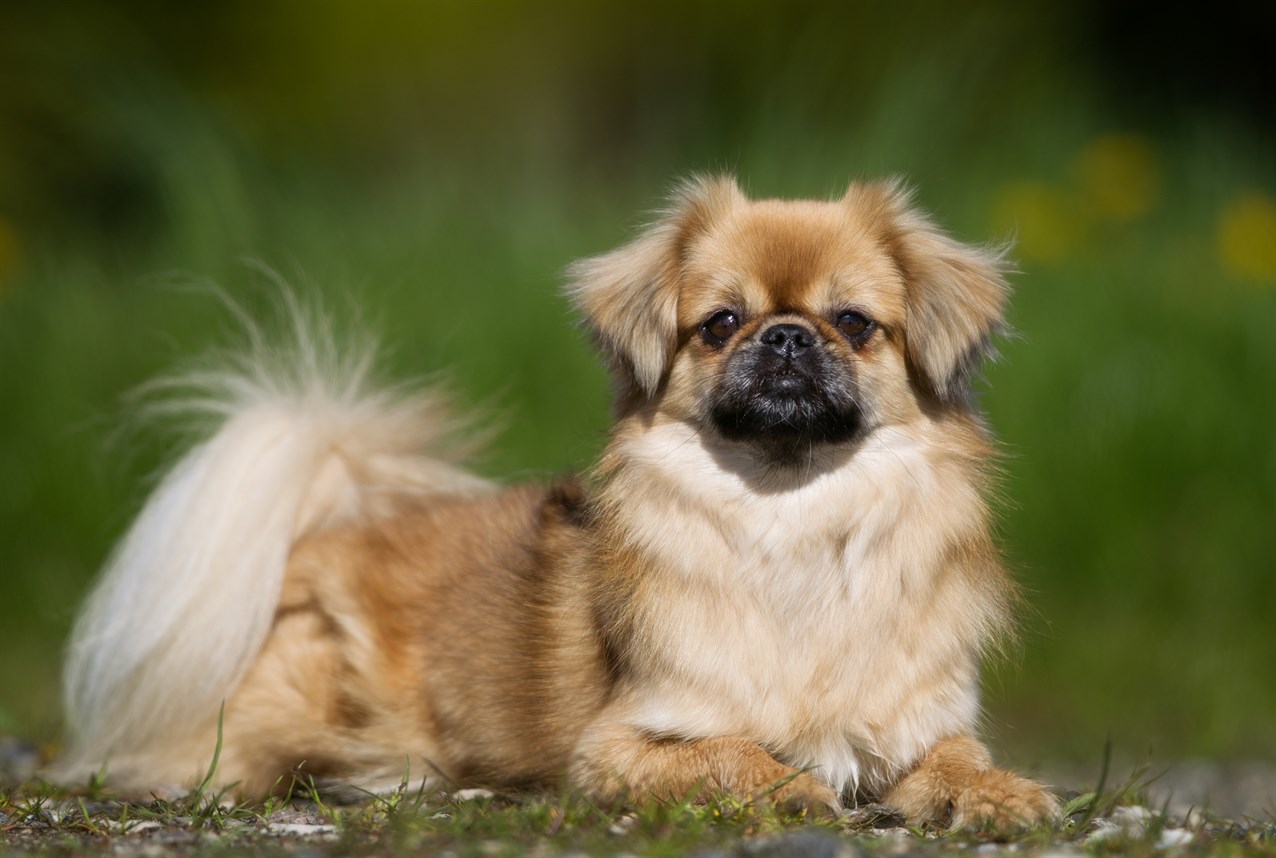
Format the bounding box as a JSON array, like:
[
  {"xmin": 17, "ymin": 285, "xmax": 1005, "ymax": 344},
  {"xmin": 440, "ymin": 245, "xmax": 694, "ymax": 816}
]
[
  {"xmin": 881, "ymin": 734, "xmax": 1059, "ymax": 830},
  {"xmin": 570, "ymin": 717, "xmax": 839, "ymax": 813}
]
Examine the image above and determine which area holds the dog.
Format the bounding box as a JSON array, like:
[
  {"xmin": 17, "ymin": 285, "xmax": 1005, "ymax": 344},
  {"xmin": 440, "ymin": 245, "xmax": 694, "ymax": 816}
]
[{"xmin": 55, "ymin": 176, "xmax": 1058, "ymax": 829}]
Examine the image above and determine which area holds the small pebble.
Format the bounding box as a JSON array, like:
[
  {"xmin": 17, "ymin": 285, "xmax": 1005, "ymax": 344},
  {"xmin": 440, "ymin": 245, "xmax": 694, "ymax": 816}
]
[
  {"xmin": 265, "ymin": 809, "xmax": 328, "ymax": 826},
  {"xmin": 608, "ymin": 814, "xmax": 638, "ymax": 836},
  {"xmin": 1086, "ymin": 804, "xmax": 1156, "ymax": 842},
  {"xmin": 265, "ymin": 822, "xmax": 339, "ymax": 838},
  {"xmin": 1112, "ymin": 805, "xmax": 1152, "ymax": 827},
  {"xmin": 1085, "ymin": 820, "xmax": 1122, "ymax": 842},
  {"xmin": 452, "ymin": 788, "xmax": 495, "ymax": 801},
  {"xmin": 1157, "ymin": 828, "xmax": 1194, "ymax": 849},
  {"xmin": 104, "ymin": 819, "xmax": 164, "ymax": 834},
  {"xmin": 872, "ymin": 827, "xmax": 915, "ymax": 840}
]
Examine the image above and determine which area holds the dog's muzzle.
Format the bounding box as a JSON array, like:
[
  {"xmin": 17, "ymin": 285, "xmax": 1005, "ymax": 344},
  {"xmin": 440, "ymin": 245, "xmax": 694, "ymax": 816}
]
[{"xmin": 710, "ymin": 322, "xmax": 862, "ymax": 450}]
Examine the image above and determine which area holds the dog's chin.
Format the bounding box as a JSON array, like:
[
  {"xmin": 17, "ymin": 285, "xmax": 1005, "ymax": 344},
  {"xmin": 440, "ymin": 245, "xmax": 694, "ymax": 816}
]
[{"xmin": 708, "ymin": 379, "xmax": 863, "ymax": 465}]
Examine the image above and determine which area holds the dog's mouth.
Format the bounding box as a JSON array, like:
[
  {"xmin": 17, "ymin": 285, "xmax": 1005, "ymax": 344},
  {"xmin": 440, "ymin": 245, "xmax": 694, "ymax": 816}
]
[{"xmin": 709, "ymin": 348, "xmax": 862, "ymax": 454}]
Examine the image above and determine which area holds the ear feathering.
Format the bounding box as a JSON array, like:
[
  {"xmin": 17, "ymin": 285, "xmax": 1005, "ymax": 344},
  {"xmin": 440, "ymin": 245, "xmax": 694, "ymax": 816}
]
[
  {"xmin": 851, "ymin": 179, "xmax": 1012, "ymax": 402},
  {"xmin": 565, "ymin": 175, "xmax": 743, "ymax": 399}
]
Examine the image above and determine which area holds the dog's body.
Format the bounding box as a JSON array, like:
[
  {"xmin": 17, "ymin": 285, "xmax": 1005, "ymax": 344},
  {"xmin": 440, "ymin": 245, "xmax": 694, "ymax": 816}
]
[{"xmin": 56, "ymin": 177, "xmax": 1057, "ymax": 828}]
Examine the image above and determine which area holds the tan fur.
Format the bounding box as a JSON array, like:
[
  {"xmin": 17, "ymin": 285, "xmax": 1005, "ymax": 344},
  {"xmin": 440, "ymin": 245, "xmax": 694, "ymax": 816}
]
[
  {"xmin": 59, "ymin": 176, "xmax": 1056, "ymax": 830},
  {"xmin": 882, "ymin": 735, "xmax": 1060, "ymax": 829}
]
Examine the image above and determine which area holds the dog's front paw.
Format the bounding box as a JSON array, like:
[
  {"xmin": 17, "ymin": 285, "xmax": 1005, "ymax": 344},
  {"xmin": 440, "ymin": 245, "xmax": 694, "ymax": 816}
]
[
  {"xmin": 763, "ymin": 771, "xmax": 842, "ymax": 817},
  {"xmin": 951, "ymin": 769, "xmax": 1059, "ymax": 831}
]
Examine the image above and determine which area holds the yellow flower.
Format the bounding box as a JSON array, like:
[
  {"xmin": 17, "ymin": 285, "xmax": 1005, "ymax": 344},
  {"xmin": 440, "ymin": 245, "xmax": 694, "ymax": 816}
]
[
  {"xmin": 990, "ymin": 181, "xmax": 1081, "ymax": 264},
  {"xmin": 1076, "ymin": 134, "xmax": 1160, "ymax": 222},
  {"xmin": 1218, "ymin": 193, "xmax": 1276, "ymax": 282}
]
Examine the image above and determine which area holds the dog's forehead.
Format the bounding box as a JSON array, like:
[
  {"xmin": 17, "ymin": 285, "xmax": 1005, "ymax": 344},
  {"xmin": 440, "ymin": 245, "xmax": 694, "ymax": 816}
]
[{"xmin": 685, "ymin": 198, "xmax": 901, "ymax": 312}]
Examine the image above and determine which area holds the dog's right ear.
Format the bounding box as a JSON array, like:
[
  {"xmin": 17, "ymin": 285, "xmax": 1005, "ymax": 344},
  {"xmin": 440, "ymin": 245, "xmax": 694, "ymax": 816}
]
[{"xmin": 566, "ymin": 175, "xmax": 742, "ymax": 400}]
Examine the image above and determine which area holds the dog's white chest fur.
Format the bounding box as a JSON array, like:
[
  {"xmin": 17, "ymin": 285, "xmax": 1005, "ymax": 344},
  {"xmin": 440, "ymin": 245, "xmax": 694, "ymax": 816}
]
[{"xmin": 612, "ymin": 420, "xmax": 987, "ymax": 794}]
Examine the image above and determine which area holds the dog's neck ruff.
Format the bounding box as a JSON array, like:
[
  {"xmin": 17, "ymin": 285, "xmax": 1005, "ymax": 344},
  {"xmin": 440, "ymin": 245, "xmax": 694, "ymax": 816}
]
[{"xmin": 595, "ymin": 415, "xmax": 1001, "ymax": 796}]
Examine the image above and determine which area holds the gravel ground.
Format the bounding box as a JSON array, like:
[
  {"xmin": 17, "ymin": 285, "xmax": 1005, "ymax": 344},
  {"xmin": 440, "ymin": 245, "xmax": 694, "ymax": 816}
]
[
  {"xmin": 1141, "ymin": 761, "xmax": 1276, "ymax": 820},
  {"xmin": 1044, "ymin": 760, "xmax": 1276, "ymax": 820},
  {"xmin": 3, "ymin": 794, "xmax": 1272, "ymax": 858},
  {"xmin": 3, "ymin": 736, "xmax": 1274, "ymax": 856},
  {"xmin": 7, "ymin": 738, "xmax": 1274, "ymax": 820}
]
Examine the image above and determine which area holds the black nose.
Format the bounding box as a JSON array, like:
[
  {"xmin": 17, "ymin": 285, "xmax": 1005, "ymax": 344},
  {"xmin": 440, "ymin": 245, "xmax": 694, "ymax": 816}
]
[{"xmin": 759, "ymin": 323, "xmax": 816, "ymax": 358}]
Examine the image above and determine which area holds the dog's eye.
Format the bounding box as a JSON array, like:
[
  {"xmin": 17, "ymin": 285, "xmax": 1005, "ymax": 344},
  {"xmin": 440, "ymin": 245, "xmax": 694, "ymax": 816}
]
[
  {"xmin": 835, "ymin": 311, "xmax": 875, "ymax": 344},
  {"xmin": 701, "ymin": 310, "xmax": 740, "ymax": 345}
]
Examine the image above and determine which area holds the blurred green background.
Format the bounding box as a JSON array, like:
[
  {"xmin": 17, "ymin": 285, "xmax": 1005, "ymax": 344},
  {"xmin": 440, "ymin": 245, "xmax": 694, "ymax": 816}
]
[{"xmin": 2, "ymin": 0, "xmax": 1273, "ymax": 773}]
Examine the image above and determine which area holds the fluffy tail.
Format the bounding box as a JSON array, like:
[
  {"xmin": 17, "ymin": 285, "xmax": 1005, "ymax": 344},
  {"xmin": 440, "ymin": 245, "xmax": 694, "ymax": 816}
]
[{"xmin": 56, "ymin": 315, "xmax": 488, "ymax": 782}]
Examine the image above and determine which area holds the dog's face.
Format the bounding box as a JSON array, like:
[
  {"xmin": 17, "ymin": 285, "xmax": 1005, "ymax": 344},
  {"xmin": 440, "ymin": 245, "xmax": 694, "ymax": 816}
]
[{"xmin": 568, "ymin": 177, "xmax": 1008, "ymax": 462}]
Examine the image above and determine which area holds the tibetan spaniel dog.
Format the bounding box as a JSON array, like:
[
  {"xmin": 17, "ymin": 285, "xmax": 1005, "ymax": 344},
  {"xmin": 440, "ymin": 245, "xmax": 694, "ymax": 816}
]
[{"xmin": 55, "ymin": 176, "xmax": 1057, "ymax": 829}]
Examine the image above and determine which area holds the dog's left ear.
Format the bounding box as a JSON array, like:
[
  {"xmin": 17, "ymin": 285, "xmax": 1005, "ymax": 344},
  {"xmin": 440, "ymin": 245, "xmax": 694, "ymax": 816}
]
[
  {"xmin": 853, "ymin": 180, "xmax": 1011, "ymax": 402},
  {"xmin": 567, "ymin": 175, "xmax": 743, "ymax": 399}
]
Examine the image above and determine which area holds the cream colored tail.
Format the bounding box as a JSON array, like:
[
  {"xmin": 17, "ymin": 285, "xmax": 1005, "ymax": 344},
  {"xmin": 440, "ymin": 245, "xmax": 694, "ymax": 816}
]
[{"xmin": 56, "ymin": 320, "xmax": 488, "ymax": 784}]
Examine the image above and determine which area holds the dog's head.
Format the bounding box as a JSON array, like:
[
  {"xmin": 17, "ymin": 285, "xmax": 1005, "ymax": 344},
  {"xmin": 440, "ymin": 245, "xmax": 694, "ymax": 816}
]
[{"xmin": 567, "ymin": 176, "xmax": 1009, "ymax": 462}]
